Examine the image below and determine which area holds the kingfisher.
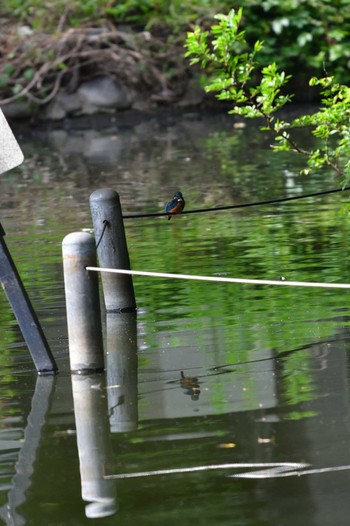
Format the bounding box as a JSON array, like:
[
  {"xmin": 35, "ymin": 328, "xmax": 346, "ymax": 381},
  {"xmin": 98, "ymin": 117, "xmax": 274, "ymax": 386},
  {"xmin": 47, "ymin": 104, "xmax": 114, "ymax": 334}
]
[{"xmin": 165, "ymin": 191, "xmax": 185, "ymax": 220}]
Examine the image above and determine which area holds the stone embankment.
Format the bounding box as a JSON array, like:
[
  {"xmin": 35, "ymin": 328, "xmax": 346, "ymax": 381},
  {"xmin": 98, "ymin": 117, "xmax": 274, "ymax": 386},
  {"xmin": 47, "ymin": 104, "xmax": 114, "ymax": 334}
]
[{"xmin": 3, "ymin": 74, "xmax": 207, "ymax": 121}]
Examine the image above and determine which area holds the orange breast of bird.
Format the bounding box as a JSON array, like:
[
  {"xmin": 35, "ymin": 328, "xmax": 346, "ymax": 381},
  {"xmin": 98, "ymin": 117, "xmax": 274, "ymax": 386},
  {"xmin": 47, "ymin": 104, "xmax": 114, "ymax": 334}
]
[{"xmin": 169, "ymin": 201, "xmax": 184, "ymax": 214}]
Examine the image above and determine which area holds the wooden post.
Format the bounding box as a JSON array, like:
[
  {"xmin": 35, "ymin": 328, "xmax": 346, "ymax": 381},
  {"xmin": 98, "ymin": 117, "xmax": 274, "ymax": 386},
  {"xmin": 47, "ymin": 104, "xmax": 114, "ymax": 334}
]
[
  {"xmin": 89, "ymin": 189, "xmax": 136, "ymax": 312},
  {"xmin": 62, "ymin": 232, "xmax": 104, "ymax": 373},
  {"xmin": 0, "ymin": 224, "xmax": 57, "ymax": 374}
]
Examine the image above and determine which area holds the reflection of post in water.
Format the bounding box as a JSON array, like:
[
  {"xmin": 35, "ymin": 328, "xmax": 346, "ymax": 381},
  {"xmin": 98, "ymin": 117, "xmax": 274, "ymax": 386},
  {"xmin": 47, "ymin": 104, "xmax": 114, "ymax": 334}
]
[
  {"xmin": 106, "ymin": 312, "xmax": 138, "ymax": 432},
  {"xmin": 0, "ymin": 375, "xmax": 55, "ymax": 526},
  {"xmin": 71, "ymin": 374, "xmax": 117, "ymax": 519}
]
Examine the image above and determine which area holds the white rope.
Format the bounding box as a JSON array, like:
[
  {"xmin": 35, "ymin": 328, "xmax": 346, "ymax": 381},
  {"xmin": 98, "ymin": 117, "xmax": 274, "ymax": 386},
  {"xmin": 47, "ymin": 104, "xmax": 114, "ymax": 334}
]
[
  {"xmin": 232, "ymin": 463, "xmax": 350, "ymax": 479},
  {"xmin": 85, "ymin": 266, "xmax": 350, "ymax": 289},
  {"xmin": 104, "ymin": 461, "xmax": 308, "ymax": 479}
]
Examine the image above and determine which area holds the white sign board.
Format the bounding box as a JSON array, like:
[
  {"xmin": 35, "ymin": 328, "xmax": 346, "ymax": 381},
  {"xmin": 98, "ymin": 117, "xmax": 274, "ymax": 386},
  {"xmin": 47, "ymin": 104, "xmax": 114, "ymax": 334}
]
[{"xmin": 0, "ymin": 108, "xmax": 24, "ymax": 175}]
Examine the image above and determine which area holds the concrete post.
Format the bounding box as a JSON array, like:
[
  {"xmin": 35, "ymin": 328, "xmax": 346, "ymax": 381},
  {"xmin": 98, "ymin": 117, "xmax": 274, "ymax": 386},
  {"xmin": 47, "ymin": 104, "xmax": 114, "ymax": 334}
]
[
  {"xmin": 89, "ymin": 189, "xmax": 136, "ymax": 312},
  {"xmin": 62, "ymin": 232, "xmax": 104, "ymax": 373}
]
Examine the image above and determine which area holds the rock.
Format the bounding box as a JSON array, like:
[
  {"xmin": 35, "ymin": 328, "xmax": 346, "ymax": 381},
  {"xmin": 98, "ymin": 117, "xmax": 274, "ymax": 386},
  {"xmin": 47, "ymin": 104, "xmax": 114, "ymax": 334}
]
[
  {"xmin": 17, "ymin": 25, "xmax": 34, "ymax": 37},
  {"xmin": 78, "ymin": 76, "xmax": 135, "ymax": 114},
  {"xmin": 45, "ymin": 99, "xmax": 67, "ymax": 120},
  {"xmin": 2, "ymin": 100, "xmax": 35, "ymax": 119},
  {"xmin": 176, "ymin": 79, "xmax": 205, "ymax": 108},
  {"xmin": 45, "ymin": 92, "xmax": 82, "ymax": 120},
  {"xmin": 59, "ymin": 92, "xmax": 82, "ymax": 114},
  {"xmin": 44, "ymin": 76, "xmax": 136, "ymax": 120}
]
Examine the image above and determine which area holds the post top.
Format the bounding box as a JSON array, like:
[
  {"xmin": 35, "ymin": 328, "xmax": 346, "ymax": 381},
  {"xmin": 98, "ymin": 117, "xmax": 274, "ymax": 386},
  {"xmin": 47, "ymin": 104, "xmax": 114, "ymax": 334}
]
[
  {"xmin": 62, "ymin": 231, "xmax": 94, "ymax": 243},
  {"xmin": 89, "ymin": 188, "xmax": 120, "ymax": 203},
  {"xmin": 62, "ymin": 232, "xmax": 96, "ymax": 254}
]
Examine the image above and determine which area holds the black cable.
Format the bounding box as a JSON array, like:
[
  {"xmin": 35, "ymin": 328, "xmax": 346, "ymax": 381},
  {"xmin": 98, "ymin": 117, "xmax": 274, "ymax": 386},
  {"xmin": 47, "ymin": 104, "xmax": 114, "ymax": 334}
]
[
  {"xmin": 95, "ymin": 219, "xmax": 110, "ymax": 249},
  {"xmin": 122, "ymin": 185, "xmax": 350, "ymax": 220}
]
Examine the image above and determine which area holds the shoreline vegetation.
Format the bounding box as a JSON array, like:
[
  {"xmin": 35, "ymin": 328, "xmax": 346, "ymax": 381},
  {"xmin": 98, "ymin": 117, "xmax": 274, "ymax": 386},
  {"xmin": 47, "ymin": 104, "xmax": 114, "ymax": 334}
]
[{"xmin": 1, "ymin": 0, "xmax": 350, "ymax": 121}]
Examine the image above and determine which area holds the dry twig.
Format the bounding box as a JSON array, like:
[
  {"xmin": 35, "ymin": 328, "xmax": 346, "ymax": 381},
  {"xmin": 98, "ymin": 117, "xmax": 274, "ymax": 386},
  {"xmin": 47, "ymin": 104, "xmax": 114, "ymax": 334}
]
[{"xmin": 0, "ymin": 23, "xmax": 189, "ymax": 106}]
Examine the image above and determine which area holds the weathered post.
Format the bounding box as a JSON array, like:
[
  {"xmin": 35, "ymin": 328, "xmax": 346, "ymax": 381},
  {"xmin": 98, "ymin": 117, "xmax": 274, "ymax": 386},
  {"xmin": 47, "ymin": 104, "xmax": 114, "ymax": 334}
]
[
  {"xmin": 89, "ymin": 189, "xmax": 136, "ymax": 312},
  {"xmin": 62, "ymin": 232, "xmax": 104, "ymax": 373}
]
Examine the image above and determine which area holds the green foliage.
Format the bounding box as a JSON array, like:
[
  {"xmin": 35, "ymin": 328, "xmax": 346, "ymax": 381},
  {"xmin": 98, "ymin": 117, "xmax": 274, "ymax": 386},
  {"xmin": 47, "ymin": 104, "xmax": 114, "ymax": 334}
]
[
  {"xmin": 238, "ymin": 0, "xmax": 350, "ymax": 85},
  {"xmin": 1, "ymin": 0, "xmax": 112, "ymax": 28},
  {"xmin": 104, "ymin": 0, "xmax": 228, "ymax": 29},
  {"xmin": 1, "ymin": 0, "xmax": 227, "ymax": 31},
  {"xmin": 185, "ymin": 9, "xmax": 350, "ymax": 183},
  {"xmin": 4, "ymin": 0, "xmax": 349, "ymax": 72},
  {"xmin": 2, "ymin": 0, "xmax": 350, "ymax": 82},
  {"xmin": 2, "ymin": 0, "xmax": 350, "ymax": 104}
]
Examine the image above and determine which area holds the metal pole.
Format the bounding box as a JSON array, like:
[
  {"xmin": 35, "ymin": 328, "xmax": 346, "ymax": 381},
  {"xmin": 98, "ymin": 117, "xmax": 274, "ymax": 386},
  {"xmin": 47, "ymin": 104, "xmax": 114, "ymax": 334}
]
[
  {"xmin": 89, "ymin": 189, "xmax": 136, "ymax": 312},
  {"xmin": 0, "ymin": 223, "xmax": 57, "ymax": 374},
  {"xmin": 62, "ymin": 232, "xmax": 104, "ymax": 373}
]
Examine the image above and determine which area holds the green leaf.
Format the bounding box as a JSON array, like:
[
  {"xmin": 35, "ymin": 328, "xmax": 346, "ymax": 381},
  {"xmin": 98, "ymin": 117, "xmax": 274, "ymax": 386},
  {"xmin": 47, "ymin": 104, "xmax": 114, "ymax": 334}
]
[
  {"xmin": 3, "ymin": 62, "xmax": 14, "ymax": 75},
  {"xmin": 0, "ymin": 74, "xmax": 9, "ymax": 88},
  {"xmin": 271, "ymin": 17, "xmax": 289, "ymax": 35},
  {"xmin": 300, "ymin": 168, "xmax": 311, "ymax": 176},
  {"xmin": 23, "ymin": 68, "xmax": 35, "ymax": 80},
  {"xmin": 13, "ymin": 83, "xmax": 23, "ymax": 95}
]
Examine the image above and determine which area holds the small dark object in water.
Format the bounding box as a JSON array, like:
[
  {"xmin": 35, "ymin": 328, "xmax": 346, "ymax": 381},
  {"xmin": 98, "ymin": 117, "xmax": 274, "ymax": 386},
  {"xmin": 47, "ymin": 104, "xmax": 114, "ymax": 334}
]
[{"xmin": 180, "ymin": 370, "xmax": 200, "ymax": 400}]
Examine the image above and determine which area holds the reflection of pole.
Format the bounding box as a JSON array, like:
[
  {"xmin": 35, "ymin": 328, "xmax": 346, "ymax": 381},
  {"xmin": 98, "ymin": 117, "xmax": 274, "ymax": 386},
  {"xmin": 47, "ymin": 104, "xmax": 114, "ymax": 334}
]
[
  {"xmin": 62, "ymin": 232, "xmax": 104, "ymax": 373},
  {"xmin": 89, "ymin": 189, "xmax": 136, "ymax": 312},
  {"xmin": 0, "ymin": 375, "xmax": 55, "ymax": 526},
  {"xmin": 71, "ymin": 374, "xmax": 117, "ymax": 519},
  {"xmin": 106, "ymin": 312, "xmax": 138, "ymax": 432}
]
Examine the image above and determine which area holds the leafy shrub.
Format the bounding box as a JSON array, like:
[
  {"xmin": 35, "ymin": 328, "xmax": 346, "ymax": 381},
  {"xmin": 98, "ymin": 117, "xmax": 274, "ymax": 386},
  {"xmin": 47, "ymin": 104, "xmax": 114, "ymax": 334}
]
[{"xmin": 185, "ymin": 8, "xmax": 350, "ymax": 183}]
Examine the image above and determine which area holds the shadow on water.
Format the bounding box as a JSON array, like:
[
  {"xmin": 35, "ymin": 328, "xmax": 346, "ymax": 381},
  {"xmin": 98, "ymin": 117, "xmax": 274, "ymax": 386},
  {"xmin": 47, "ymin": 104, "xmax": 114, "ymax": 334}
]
[{"xmin": 1, "ymin": 111, "xmax": 350, "ymax": 524}]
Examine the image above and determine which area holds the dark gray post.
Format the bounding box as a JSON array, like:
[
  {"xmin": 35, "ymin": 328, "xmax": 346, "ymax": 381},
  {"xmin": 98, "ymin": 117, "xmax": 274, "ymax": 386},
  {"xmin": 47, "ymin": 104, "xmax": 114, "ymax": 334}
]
[
  {"xmin": 0, "ymin": 224, "xmax": 57, "ymax": 374},
  {"xmin": 89, "ymin": 189, "xmax": 136, "ymax": 312},
  {"xmin": 62, "ymin": 232, "xmax": 104, "ymax": 373}
]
